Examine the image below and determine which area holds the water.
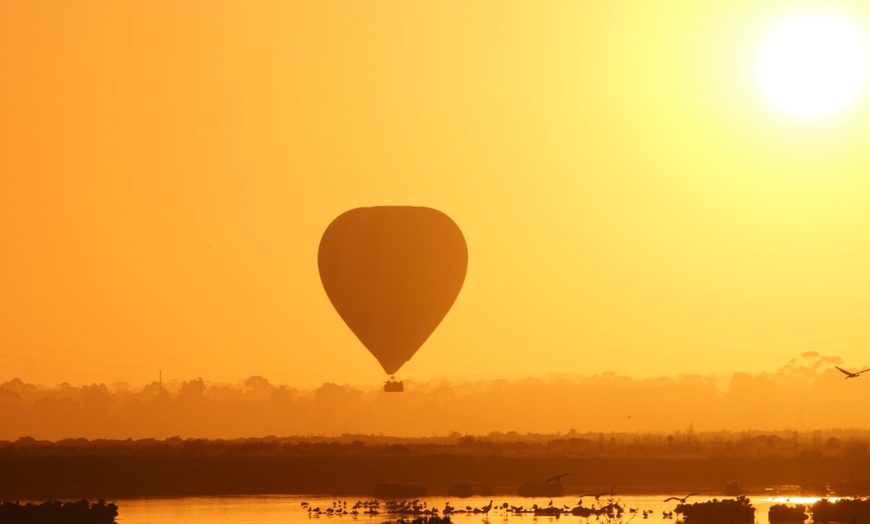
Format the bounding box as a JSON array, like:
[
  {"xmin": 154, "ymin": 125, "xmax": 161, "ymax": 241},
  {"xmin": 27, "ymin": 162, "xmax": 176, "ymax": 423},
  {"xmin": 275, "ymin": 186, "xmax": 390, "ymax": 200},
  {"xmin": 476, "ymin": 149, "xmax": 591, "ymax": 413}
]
[{"xmin": 114, "ymin": 494, "xmax": 815, "ymax": 524}]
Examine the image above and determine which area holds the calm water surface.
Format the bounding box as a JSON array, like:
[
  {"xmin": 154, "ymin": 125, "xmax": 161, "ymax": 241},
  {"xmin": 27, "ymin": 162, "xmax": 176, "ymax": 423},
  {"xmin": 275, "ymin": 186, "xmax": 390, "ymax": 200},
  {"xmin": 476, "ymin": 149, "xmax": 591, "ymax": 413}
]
[{"xmin": 114, "ymin": 494, "xmax": 816, "ymax": 524}]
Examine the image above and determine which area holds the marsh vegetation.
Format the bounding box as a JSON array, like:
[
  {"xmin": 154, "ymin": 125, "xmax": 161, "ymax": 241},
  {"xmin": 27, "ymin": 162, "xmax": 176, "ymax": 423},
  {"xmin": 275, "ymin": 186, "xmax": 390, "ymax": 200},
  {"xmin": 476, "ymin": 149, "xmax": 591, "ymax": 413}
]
[{"xmin": 3, "ymin": 431, "xmax": 870, "ymax": 499}]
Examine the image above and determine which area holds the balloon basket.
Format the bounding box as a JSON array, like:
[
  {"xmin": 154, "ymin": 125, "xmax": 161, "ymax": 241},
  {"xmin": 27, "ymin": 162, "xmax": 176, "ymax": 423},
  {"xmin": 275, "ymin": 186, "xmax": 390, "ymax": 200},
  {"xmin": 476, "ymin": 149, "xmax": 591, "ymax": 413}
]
[{"xmin": 384, "ymin": 377, "xmax": 404, "ymax": 393}]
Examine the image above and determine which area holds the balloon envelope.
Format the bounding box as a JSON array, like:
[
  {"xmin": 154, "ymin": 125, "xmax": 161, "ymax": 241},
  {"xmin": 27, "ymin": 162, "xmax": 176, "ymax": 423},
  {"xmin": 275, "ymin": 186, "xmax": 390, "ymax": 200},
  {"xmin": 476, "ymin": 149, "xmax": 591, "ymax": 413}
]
[{"xmin": 318, "ymin": 206, "xmax": 467, "ymax": 375}]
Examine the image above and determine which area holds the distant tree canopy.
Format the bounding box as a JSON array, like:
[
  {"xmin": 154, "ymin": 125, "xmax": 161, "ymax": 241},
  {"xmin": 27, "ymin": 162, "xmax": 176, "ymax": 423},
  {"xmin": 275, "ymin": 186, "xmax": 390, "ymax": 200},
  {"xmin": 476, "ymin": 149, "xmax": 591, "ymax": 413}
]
[{"xmin": 0, "ymin": 354, "xmax": 868, "ymax": 439}]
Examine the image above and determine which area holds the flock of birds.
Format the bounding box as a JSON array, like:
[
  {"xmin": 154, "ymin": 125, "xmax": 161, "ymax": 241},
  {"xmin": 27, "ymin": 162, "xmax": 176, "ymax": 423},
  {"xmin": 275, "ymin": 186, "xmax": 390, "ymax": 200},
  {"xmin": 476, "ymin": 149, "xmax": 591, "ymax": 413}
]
[
  {"xmin": 300, "ymin": 493, "xmax": 703, "ymax": 520},
  {"xmin": 301, "ymin": 500, "xmax": 493, "ymax": 517}
]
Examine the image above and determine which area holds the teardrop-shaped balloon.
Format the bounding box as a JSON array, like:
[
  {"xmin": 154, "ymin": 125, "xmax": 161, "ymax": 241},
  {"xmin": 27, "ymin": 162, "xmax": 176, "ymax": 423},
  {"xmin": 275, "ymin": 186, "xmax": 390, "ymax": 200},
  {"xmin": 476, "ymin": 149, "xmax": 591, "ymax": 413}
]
[{"xmin": 318, "ymin": 206, "xmax": 468, "ymax": 375}]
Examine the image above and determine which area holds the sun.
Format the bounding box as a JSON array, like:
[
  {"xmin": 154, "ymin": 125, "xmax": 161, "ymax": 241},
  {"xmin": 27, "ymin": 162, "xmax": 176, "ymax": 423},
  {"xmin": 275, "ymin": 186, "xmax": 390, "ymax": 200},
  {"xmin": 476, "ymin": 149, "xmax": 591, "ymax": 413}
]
[{"xmin": 757, "ymin": 12, "xmax": 870, "ymax": 117}]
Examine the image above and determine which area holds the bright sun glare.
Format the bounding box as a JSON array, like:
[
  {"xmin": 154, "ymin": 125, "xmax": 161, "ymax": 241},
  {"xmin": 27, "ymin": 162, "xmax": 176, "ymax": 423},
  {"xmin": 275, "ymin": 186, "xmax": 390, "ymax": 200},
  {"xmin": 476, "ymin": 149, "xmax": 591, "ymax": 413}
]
[{"xmin": 757, "ymin": 12, "xmax": 870, "ymax": 117}]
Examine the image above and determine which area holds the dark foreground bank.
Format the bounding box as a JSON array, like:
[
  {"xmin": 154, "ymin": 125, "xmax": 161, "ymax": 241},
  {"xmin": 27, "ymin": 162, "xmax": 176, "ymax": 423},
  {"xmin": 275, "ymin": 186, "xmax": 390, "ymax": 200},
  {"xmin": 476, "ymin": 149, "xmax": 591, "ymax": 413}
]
[
  {"xmin": 2, "ymin": 434, "xmax": 870, "ymax": 499},
  {"xmin": 0, "ymin": 500, "xmax": 118, "ymax": 523}
]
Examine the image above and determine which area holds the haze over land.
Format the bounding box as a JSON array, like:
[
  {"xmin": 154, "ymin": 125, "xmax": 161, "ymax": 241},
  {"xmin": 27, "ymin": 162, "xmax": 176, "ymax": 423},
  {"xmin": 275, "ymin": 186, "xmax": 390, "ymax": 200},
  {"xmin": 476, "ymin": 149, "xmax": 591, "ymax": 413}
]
[{"xmin": 1, "ymin": 352, "xmax": 867, "ymax": 440}]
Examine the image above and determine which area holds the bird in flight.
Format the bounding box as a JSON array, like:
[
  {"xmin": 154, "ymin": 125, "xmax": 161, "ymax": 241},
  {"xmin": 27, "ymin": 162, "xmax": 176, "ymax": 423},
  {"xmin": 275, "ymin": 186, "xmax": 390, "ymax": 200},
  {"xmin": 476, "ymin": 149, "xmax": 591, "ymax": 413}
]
[
  {"xmin": 836, "ymin": 366, "xmax": 870, "ymax": 379},
  {"xmin": 586, "ymin": 486, "xmax": 616, "ymax": 501},
  {"xmin": 545, "ymin": 473, "xmax": 574, "ymax": 483},
  {"xmin": 664, "ymin": 493, "xmax": 700, "ymax": 503}
]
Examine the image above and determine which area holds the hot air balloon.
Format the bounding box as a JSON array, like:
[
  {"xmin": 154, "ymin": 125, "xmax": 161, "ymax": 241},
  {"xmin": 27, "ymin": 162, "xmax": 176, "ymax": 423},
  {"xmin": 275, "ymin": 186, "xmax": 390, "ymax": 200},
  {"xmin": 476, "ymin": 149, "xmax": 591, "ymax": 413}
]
[{"xmin": 318, "ymin": 206, "xmax": 468, "ymax": 392}]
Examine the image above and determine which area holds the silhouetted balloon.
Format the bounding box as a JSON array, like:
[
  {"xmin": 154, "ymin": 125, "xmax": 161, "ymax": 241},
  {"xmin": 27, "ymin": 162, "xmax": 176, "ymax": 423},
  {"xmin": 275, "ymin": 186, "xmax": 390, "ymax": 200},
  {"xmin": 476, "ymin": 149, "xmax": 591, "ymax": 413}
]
[{"xmin": 318, "ymin": 206, "xmax": 467, "ymax": 375}]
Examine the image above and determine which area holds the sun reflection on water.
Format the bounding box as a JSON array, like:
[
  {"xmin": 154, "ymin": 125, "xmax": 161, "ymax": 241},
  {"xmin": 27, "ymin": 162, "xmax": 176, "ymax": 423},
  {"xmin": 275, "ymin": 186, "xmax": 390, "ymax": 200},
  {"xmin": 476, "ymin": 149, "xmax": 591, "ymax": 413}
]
[{"xmin": 765, "ymin": 496, "xmax": 841, "ymax": 504}]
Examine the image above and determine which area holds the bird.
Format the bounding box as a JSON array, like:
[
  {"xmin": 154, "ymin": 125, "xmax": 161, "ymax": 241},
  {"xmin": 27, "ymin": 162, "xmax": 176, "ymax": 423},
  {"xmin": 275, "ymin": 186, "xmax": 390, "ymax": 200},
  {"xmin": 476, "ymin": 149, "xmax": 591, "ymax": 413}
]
[
  {"xmin": 664, "ymin": 493, "xmax": 700, "ymax": 503},
  {"xmin": 836, "ymin": 366, "xmax": 870, "ymax": 379},
  {"xmin": 587, "ymin": 486, "xmax": 615, "ymax": 501},
  {"xmin": 545, "ymin": 472, "xmax": 574, "ymax": 483}
]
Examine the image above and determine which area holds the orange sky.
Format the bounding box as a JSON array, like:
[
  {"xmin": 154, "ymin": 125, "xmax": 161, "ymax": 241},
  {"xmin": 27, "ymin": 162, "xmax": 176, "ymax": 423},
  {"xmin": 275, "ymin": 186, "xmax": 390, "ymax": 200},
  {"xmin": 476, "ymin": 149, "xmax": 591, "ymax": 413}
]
[{"xmin": 4, "ymin": 1, "xmax": 870, "ymax": 389}]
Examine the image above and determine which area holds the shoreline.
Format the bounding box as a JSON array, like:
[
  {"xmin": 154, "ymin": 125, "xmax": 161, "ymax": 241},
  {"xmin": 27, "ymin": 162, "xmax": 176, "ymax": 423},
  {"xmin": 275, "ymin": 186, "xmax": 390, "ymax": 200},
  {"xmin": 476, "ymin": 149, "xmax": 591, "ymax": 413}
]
[
  {"xmin": 0, "ymin": 454, "xmax": 862, "ymax": 500},
  {"xmin": 2, "ymin": 434, "xmax": 868, "ymax": 500}
]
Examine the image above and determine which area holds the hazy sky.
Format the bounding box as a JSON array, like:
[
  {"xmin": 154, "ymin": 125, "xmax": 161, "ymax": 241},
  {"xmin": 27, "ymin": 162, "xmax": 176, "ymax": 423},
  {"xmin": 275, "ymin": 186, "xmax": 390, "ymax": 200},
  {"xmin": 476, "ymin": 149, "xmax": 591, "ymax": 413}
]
[{"xmin": 4, "ymin": 1, "xmax": 870, "ymax": 389}]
